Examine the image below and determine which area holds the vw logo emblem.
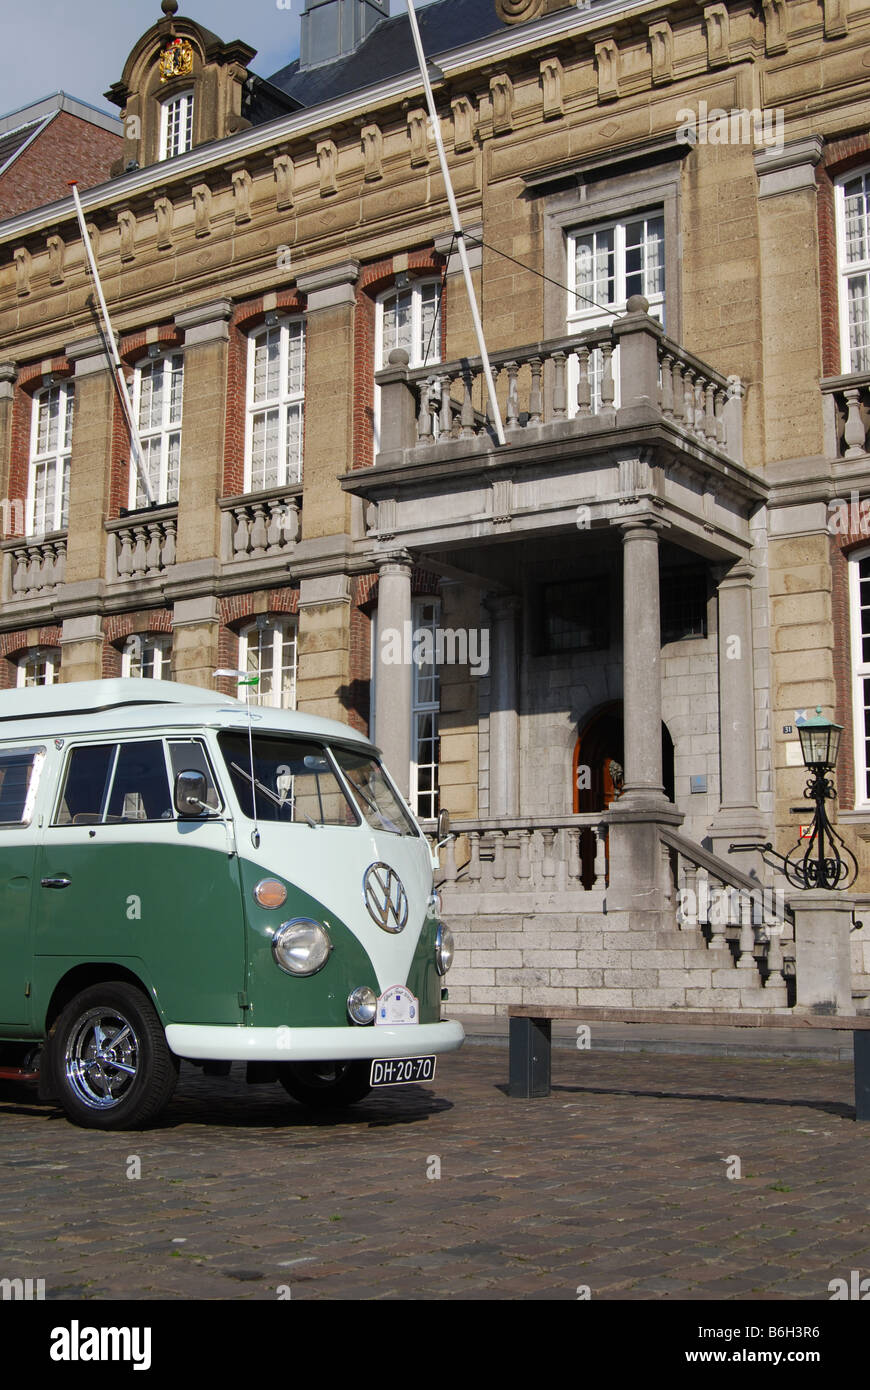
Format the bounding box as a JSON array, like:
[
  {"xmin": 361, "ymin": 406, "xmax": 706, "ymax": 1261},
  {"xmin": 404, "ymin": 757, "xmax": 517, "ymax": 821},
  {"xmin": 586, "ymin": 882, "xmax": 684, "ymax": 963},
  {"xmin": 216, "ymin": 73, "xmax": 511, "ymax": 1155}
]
[{"xmin": 363, "ymin": 862, "xmax": 409, "ymax": 934}]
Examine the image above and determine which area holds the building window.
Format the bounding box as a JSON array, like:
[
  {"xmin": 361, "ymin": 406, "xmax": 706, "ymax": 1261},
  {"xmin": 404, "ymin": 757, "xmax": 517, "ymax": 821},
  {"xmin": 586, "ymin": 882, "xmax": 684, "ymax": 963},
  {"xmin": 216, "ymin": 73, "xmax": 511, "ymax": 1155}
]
[
  {"xmin": 239, "ymin": 617, "xmax": 297, "ymax": 709},
  {"xmin": 411, "ymin": 597, "xmax": 440, "ymax": 821},
  {"xmin": 541, "ymin": 579, "xmax": 610, "ymax": 654},
  {"xmin": 122, "ymin": 634, "xmax": 171, "ymax": 680},
  {"xmin": 159, "ymin": 91, "xmax": 194, "ymax": 160},
  {"xmin": 567, "ymin": 212, "xmax": 665, "ymax": 408},
  {"xmin": 27, "ymin": 381, "xmax": 73, "ymax": 537},
  {"xmin": 245, "ymin": 319, "xmax": 305, "ymax": 492},
  {"xmin": 837, "ymin": 170, "xmax": 870, "ymax": 374},
  {"xmin": 16, "ymin": 649, "xmax": 60, "ymax": 687},
  {"xmin": 850, "ymin": 549, "xmax": 870, "ymax": 804},
  {"xmin": 129, "ymin": 352, "xmax": 183, "ymax": 509},
  {"xmin": 661, "ymin": 568, "xmax": 708, "ymax": 643},
  {"xmin": 374, "ymin": 280, "xmax": 441, "ymax": 452}
]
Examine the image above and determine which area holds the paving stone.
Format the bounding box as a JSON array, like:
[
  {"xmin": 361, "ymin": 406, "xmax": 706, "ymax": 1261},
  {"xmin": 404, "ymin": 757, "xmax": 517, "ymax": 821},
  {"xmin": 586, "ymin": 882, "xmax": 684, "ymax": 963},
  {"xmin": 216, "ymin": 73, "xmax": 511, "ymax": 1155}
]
[{"xmin": 1, "ymin": 1048, "xmax": 868, "ymax": 1300}]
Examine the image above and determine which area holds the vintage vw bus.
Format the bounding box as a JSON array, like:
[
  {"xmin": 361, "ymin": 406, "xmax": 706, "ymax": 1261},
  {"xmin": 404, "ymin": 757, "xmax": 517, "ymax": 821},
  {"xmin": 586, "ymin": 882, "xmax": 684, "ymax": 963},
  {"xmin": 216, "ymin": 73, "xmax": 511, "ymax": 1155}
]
[{"xmin": 0, "ymin": 679, "xmax": 462, "ymax": 1128}]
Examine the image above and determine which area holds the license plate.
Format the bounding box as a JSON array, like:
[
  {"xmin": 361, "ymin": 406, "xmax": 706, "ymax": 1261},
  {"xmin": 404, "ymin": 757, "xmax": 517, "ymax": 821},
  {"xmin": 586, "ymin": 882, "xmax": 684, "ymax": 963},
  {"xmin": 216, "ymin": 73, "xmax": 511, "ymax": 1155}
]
[{"xmin": 369, "ymin": 1056, "xmax": 436, "ymax": 1087}]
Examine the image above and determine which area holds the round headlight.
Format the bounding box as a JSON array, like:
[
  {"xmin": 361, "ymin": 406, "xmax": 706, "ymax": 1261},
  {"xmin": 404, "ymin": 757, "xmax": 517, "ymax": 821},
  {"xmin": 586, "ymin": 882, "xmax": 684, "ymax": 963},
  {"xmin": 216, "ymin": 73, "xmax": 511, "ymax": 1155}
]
[
  {"xmin": 254, "ymin": 878, "xmax": 288, "ymax": 909},
  {"xmin": 347, "ymin": 985, "xmax": 377, "ymax": 1025},
  {"xmin": 272, "ymin": 919, "xmax": 332, "ymax": 976},
  {"xmin": 435, "ymin": 922, "xmax": 454, "ymax": 976}
]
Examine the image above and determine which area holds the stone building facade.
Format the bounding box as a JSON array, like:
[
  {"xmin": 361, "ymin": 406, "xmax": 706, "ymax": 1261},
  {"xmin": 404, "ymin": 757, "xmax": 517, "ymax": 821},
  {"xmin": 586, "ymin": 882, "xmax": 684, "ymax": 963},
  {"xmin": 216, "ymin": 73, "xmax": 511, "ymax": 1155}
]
[{"xmin": 1, "ymin": 0, "xmax": 870, "ymax": 1015}]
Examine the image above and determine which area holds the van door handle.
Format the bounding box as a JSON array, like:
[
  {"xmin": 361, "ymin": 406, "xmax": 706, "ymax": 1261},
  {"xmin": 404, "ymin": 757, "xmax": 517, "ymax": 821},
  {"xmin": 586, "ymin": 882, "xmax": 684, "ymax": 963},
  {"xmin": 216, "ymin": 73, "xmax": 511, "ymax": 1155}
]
[{"xmin": 41, "ymin": 876, "xmax": 71, "ymax": 889}]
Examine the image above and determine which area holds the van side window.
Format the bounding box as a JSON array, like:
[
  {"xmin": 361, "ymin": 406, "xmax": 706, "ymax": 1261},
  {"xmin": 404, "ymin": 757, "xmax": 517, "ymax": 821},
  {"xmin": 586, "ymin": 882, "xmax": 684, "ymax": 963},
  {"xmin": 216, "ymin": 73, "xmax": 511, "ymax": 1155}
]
[
  {"xmin": 0, "ymin": 747, "xmax": 45, "ymax": 825},
  {"xmin": 56, "ymin": 745, "xmax": 115, "ymax": 825},
  {"xmin": 106, "ymin": 741, "xmax": 172, "ymax": 822},
  {"xmin": 167, "ymin": 740, "xmax": 221, "ymax": 811}
]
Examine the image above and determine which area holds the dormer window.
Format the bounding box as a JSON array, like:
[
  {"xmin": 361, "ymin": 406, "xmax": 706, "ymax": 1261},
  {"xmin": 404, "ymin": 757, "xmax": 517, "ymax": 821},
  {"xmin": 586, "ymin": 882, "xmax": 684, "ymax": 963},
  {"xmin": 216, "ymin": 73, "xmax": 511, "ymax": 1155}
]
[{"xmin": 159, "ymin": 90, "xmax": 193, "ymax": 160}]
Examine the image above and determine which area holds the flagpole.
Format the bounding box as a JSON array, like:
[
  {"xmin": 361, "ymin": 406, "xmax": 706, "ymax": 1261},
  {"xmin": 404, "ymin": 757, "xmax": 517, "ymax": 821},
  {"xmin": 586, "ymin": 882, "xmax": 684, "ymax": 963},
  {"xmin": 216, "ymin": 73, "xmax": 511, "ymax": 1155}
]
[
  {"xmin": 404, "ymin": 0, "xmax": 506, "ymax": 446},
  {"xmin": 68, "ymin": 181, "xmax": 155, "ymax": 506}
]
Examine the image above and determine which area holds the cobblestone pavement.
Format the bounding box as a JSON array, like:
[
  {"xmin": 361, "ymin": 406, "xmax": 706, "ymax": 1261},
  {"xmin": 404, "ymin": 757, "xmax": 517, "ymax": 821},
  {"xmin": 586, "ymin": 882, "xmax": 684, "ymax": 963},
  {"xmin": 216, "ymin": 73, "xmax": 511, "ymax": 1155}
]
[{"xmin": 1, "ymin": 1043, "xmax": 868, "ymax": 1301}]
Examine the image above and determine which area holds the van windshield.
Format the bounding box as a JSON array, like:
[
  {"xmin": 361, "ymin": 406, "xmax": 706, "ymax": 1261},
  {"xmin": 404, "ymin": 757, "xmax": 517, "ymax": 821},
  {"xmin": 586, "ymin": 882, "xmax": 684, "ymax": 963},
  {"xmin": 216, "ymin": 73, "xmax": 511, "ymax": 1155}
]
[
  {"xmin": 218, "ymin": 732, "xmax": 359, "ymax": 827},
  {"xmin": 330, "ymin": 747, "xmax": 419, "ymax": 837}
]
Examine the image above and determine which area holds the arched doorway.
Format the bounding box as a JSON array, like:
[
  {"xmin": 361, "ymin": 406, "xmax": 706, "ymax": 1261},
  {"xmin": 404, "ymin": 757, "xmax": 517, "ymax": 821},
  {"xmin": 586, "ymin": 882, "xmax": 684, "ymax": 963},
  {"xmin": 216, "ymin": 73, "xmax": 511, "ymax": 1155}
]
[{"xmin": 573, "ymin": 703, "xmax": 675, "ymax": 887}]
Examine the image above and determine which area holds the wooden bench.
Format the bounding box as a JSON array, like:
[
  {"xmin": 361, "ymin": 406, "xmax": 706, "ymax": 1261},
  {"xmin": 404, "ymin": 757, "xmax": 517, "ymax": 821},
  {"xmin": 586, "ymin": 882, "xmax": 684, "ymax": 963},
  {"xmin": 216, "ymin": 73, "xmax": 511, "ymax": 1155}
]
[{"xmin": 507, "ymin": 1006, "xmax": 870, "ymax": 1121}]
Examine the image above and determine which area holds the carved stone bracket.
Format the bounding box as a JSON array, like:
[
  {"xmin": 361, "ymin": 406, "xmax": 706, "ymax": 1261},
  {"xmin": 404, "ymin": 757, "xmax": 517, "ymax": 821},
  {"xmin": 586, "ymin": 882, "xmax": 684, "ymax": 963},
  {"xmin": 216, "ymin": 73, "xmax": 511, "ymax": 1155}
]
[
  {"xmin": 191, "ymin": 183, "xmax": 212, "ymax": 237},
  {"xmin": 361, "ymin": 123, "xmax": 384, "ymax": 181},
  {"xmin": 703, "ymin": 4, "xmax": 731, "ymax": 67},
  {"xmin": 154, "ymin": 196, "xmax": 173, "ymax": 249},
  {"xmin": 451, "ymin": 95, "xmax": 475, "ymax": 152},
  {"xmin": 46, "ymin": 234, "xmax": 65, "ymax": 285},
  {"xmin": 648, "ymin": 21, "xmax": 674, "ymax": 85},
  {"xmin": 13, "ymin": 247, "xmax": 31, "ymax": 296},
  {"xmin": 231, "ymin": 169, "xmax": 252, "ymax": 223},
  {"xmin": 273, "ymin": 153, "xmax": 295, "ymax": 210},
  {"xmin": 490, "ymin": 74, "xmax": 515, "ymax": 134},
  {"xmin": 761, "ymin": 0, "xmax": 788, "ymax": 54},
  {"xmin": 317, "ymin": 141, "xmax": 338, "ymax": 196},
  {"xmin": 594, "ymin": 39, "xmax": 620, "ymax": 102},
  {"xmin": 407, "ymin": 109, "xmax": 429, "ymax": 166},
  {"xmin": 540, "ymin": 57, "xmax": 564, "ymax": 119},
  {"xmin": 823, "ymin": 0, "xmax": 848, "ymax": 37},
  {"xmin": 118, "ymin": 210, "xmax": 136, "ymax": 263}
]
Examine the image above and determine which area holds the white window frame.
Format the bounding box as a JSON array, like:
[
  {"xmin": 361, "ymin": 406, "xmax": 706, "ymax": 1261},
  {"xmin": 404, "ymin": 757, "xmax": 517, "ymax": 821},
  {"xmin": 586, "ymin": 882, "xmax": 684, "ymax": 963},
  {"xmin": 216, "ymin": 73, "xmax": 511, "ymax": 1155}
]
[
  {"xmin": 239, "ymin": 617, "xmax": 298, "ymax": 710},
  {"xmin": 850, "ymin": 547, "xmax": 870, "ymax": 806},
  {"xmin": 27, "ymin": 380, "xmax": 74, "ymax": 538},
  {"xmin": 836, "ymin": 168, "xmax": 870, "ymax": 375},
  {"xmin": 159, "ymin": 91, "xmax": 194, "ymax": 161},
  {"xmin": 16, "ymin": 649, "xmax": 60, "ymax": 687},
  {"xmin": 129, "ymin": 351, "xmax": 183, "ymax": 509},
  {"xmin": 121, "ymin": 634, "xmax": 172, "ymax": 680},
  {"xmin": 410, "ymin": 596, "xmax": 440, "ymax": 822},
  {"xmin": 244, "ymin": 318, "xmax": 306, "ymax": 493},
  {"xmin": 374, "ymin": 279, "xmax": 442, "ymax": 454},
  {"xmin": 566, "ymin": 210, "xmax": 665, "ymax": 412}
]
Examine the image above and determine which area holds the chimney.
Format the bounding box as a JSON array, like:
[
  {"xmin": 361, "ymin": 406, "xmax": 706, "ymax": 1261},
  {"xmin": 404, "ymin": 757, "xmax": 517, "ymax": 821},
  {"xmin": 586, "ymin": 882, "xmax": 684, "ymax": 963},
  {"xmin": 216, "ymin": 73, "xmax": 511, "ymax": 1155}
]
[{"xmin": 299, "ymin": 0, "xmax": 390, "ymax": 69}]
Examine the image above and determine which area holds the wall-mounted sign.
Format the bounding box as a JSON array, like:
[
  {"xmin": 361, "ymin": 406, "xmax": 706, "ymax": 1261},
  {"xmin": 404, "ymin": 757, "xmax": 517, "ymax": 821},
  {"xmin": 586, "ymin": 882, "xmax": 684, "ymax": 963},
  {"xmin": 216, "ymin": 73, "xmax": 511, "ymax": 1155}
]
[{"xmin": 159, "ymin": 38, "xmax": 194, "ymax": 83}]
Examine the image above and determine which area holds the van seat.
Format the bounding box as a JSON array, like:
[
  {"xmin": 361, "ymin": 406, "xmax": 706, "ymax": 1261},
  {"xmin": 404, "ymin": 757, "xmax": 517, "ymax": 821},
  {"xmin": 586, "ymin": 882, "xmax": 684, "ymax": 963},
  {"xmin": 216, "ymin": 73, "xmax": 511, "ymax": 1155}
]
[{"xmin": 72, "ymin": 813, "xmax": 102, "ymax": 825}]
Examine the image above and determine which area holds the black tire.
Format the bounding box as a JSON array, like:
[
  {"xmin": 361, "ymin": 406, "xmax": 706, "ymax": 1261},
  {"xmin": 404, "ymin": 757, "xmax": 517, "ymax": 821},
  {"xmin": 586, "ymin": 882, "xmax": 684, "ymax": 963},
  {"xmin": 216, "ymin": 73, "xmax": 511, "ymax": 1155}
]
[
  {"xmin": 47, "ymin": 982, "xmax": 179, "ymax": 1130},
  {"xmin": 278, "ymin": 1059, "xmax": 372, "ymax": 1109}
]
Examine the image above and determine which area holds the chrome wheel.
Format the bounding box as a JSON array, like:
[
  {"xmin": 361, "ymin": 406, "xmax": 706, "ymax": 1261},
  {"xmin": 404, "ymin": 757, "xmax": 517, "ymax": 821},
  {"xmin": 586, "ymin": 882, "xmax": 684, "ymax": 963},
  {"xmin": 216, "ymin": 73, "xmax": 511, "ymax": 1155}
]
[{"xmin": 64, "ymin": 1007, "xmax": 139, "ymax": 1110}]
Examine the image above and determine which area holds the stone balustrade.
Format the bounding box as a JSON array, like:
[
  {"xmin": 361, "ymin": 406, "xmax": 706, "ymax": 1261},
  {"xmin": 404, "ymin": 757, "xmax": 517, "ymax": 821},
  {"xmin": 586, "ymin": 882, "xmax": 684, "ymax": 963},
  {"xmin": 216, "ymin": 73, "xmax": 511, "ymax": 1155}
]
[
  {"xmin": 219, "ymin": 486, "xmax": 302, "ymax": 564},
  {"xmin": 1, "ymin": 533, "xmax": 67, "ymax": 601},
  {"xmin": 662, "ymin": 827, "xmax": 794, "ymax": 986},
  {"xmin": 376, "ymin": 304, "xmax": 746, "ymax": 466},
  {"xmin": 106, "ymin": 508, "xmax": 178, "ymax": 583},
  {"xmin": 432, "ymin": 814, "xmax": 609, "ymax": 894},
  {"xmin": 821, "ymin": 373, "xmax": 870, "ymax": 458}
]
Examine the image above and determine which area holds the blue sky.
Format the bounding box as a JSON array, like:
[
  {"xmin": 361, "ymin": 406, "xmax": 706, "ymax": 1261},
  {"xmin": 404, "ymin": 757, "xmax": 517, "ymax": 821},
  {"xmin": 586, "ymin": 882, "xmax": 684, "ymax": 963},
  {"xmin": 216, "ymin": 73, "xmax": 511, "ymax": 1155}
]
[{"xmin": 1, "ymin": 0, "xmax": 439, "ymax": 120}]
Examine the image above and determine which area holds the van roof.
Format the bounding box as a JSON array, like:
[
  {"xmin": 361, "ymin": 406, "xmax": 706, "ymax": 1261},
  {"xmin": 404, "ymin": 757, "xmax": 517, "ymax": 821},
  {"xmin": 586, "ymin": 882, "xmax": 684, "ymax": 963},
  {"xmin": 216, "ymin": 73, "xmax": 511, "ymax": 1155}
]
[{"xmin": 0, "ymin": 679, "xmax": 373, "ymax": 747}]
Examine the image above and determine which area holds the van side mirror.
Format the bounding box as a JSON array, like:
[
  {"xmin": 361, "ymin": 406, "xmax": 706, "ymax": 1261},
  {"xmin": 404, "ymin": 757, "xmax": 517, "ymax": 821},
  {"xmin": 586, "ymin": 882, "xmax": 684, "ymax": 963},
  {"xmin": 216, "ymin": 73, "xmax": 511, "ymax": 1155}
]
[
  {"xmin": 436, "ymin": 809, "xmax": 451, "ymax": 845},
  {"xmin": 174, "ymin": 770, "xmax": 210, "ymax": 817}
]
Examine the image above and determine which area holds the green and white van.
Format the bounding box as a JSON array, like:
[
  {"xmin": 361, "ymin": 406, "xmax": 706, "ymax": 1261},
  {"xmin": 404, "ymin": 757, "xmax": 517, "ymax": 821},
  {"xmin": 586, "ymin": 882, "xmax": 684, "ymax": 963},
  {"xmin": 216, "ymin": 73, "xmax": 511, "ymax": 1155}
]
[{"xmin": 0, "ymin": 679, "xmax": 463, "ymax": 1128}]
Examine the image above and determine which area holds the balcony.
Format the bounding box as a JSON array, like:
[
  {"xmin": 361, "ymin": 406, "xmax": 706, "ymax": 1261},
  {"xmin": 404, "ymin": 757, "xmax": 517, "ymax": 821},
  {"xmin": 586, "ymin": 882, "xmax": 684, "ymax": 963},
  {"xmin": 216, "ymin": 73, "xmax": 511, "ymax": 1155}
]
[
  {"xmin": 219, "ymin": 485, "xmax": 302, "ymax": 583},
  {"xmin": 822, "ymin": 372, "xmax": 870, "ymax": 458},
  {"xmin": 106, "ymin": 508, "xmax": 178, "ymax": 585},
  {"xmin": 344, "ymin": 300, "xmax": 761, "ymax": 561},
  {"xmin": 1, "ymin": 532, "xmax": 67, "ymax": 605}
]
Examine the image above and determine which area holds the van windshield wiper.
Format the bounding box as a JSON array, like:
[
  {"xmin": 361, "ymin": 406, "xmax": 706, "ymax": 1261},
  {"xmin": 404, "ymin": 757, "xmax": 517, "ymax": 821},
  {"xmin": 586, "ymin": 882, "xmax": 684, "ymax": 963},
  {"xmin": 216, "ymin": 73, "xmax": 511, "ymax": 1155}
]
[{"xmin": 229, "ymin": 761, "xmax": 317, "ymax": 827}]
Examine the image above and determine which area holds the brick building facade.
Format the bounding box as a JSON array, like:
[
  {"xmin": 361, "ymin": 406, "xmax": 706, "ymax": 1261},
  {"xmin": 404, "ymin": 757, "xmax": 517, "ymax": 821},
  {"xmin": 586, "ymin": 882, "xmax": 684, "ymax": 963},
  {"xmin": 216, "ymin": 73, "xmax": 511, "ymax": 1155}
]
[{"xmin": 1, "ymin": 0, "xmax": 870, "ymax": 1015}]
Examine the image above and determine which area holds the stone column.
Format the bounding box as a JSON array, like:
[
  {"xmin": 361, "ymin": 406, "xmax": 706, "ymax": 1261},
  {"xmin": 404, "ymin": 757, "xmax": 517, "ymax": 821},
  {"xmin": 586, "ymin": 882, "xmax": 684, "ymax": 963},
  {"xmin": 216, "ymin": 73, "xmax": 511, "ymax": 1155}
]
[
  {"xmin": 374, "ymin": 551, "xmax": 413, "ymax": 797},
  {"xmin": 791, "ymin": 890, "xmax": 855, "ymax": 1014},
  {"xmin": 616, "ymin": 514, "xmax": 668, "ymax": 807},
  {"xmin": 486, "ymin": 594, "xmax": 520, "ymax": 819},
  {"xmin": 605, "ymin": 512, "xmax": 681, "ymax": 912},
  {"xmin": 710, "ymin": 560, "xmax": 766, "ymax": 864},
  {"xmin": 171, "ymin": 596, "xmax": 221, "ymax": 690},
  {"xmin": 0, "ymin": 363, "xmax": 15, "ymax": 515}
]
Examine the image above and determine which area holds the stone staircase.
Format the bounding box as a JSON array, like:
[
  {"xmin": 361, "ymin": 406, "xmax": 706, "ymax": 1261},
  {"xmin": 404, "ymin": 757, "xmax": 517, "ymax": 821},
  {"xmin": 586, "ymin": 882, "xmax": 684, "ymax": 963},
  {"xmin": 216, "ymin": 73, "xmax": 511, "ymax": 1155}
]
[{"xmin": 437, "ymin": 818, "xmax": 794, "ymax": 1015}]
